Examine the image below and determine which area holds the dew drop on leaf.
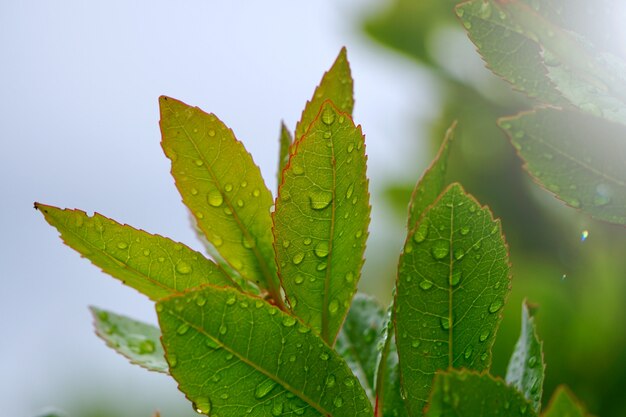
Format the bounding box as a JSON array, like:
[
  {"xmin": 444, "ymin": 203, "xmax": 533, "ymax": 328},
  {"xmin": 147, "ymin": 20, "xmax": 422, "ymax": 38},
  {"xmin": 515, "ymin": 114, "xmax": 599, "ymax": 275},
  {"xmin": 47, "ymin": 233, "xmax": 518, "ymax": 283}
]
[
  {"xmin": 314, "ymin": 242, "xmax": 329, "ymax": 258},
  {"xmin": 176, "ymin": 261, "xmax": 192, "ymax": 275},
  {"xmin": 117, "ymin": 242, "xmax": 128, "ymax": 250},
  {"xmin": 242, "ymin": 235, "xmax": 256, "ymax": 249},
  {"xmin": 419, "ymin": 280, "xmax": 434, "ymax": 290},
  {"xmin": 193, "ymin": 398, "xmax": 212, "ymax": 415},
  {"xmin": 177, "ymin": 323, "xmax": 190, "ymax": 335},
  {"xmin": 254, "ymin": 379, "xmax": 277, "ymax": 399},
  {"xmin": 219, "ymin": 324, "xmax": 228, "ymax": 335},
  {"xmin": 464, "ymin": 345, "xmax": 473, "ymax": 359},
  {"xmin": 449, "ymin": 269, "xmax": 462, "ymax": 287},
  {"xmin": 431, "ymin": 240, "xmax": 449, "ymax": 260},
  {"xmin": 413, "ymin": 222, "xmax": 429, "ymax": 243},
  {"xmin": 440, "ymin": 317, "xmax": 450, "ymax": 331},
  {"xmin": 328, "ymin": 299, "xmax": 339, "ymax": 314},
  {"xmin": 345, "ymin": 272, "xmax": 354, "ymax": 283},
  {"xmin": 319, "ymin": 351, "xmax": 330, "ymax": 361},
  {"xmin": 322, "ymin": 108, "xmax": 336, "ymax": 125},
  {"xmin": 488, "ymin": 299, "xmax": 503, "ymax": 313},
  {"xmin": 309, "ymin": 191, "xmax": 333, "ymax": 210},
  {"xmin": 346, "ymin": 183, "xmax": 354, "ymax": 199},
  {"xmin": 292, "ymin": 252, "xmax": 304, "ymax": 265},
  {"xmin": 479, "ymin": 329, "xmax": 490, "ymax": 342},
  {"xmin": 333, "ymin": 396, "xmax": 344, "ymax": 408},
  {"xmin": 460, "ymin": 226, "xmax": 470, "ymax": 236},
  {"xmin": 207, "ymin": 190, "xmax": 224, "ymax": 207},
  {"xmin": 282, "ymin": 316, "xmax": 297, "ymax": 327},
  {"xmin": 294, "ymin": 275, "xmax": 304, "ymax": 285}
]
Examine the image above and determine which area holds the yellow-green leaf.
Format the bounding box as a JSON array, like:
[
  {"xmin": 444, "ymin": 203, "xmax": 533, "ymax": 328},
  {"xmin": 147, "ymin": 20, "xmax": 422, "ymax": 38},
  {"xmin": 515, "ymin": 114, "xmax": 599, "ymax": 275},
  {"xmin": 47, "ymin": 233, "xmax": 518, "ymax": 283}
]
[
  {"xmin": 35, "ymin": 204, "xmax": 235, "ymax": 299},
  {"xmin": 278, "ymin": 121, "xmax": 293, "ymax": 187},
  {"xmin": 542, "ymin": 386, "xmax": 594, "ymax": 417},
  {"xmin": 274, "ymin": 101, "xmax": 370, "ymax": 345},
  {"xmin": 395, "ymin": 183, "xmax": 510, "ymax": 417},
  {"xmin": 159, "ymin": 96, "xmax": 282, "ymax": 305},
  {"xmin": 295, "ymin": 48, "xmax": 354, "ymax": 143}
]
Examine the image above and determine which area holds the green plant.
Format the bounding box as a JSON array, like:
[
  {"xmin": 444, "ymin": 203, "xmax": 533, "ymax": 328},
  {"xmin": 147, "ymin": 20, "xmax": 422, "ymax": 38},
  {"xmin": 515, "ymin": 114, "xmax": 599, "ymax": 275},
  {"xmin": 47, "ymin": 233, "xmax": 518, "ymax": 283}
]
[{"xmin": 37, "ymin": 46, "xmax": 596, "ymax": 417}]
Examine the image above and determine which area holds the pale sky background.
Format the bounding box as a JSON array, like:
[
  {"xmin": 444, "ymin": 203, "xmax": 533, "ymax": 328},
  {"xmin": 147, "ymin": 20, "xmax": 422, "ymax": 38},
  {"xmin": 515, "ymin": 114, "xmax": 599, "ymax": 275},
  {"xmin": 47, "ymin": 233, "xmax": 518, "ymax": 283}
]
[{"xmin": 0, "ymin": 1, "xmax": 443, "ymax": 416}]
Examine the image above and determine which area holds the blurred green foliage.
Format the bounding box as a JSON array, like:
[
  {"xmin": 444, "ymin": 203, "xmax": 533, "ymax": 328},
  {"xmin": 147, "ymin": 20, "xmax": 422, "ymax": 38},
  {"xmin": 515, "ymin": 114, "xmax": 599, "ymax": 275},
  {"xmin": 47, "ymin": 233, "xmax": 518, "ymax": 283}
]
[{"xmin": 363, "ymin": 1, "xmax": 626, "ymax": 415}]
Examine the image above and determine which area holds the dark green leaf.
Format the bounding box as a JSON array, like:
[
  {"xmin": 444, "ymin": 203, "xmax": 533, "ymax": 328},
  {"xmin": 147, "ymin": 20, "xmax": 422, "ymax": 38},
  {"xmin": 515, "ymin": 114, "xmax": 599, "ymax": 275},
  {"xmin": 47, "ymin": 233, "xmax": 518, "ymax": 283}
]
[
  {"xmin": 274, "ymin": 101, "xmax": 370, "ymax": 345},
  {"xmin": 335, "ymin": 293, "xmax": 385, "ymax": 402},
  {"xmin": 159, "ymin": 96, "xmax": 283, "ymax": 305},
  {"xmin": 499, "ymin": 108, "xmax": 626, "ymax": 225},
  {"xmin": 425, "ymin": 370, "xmax": 537, "ymax": 417},
  {"xmin": 506, "ymin": 300, "xmax": 545, "ymax": 412},
  {"xmin": 408, "ymin": 121, "xmax": 456, "ymax": 228},
  {"xmin": 35, "ymin": 204, "xmax": 236, "ymax": 300},
  {"xmin": 157, "ymin": 286, "xmax": 373, "ymax": 417},
  {"xmin": 278, "ymin": 121, "xmax": 293, "ymax": 187},
  {"xmin": 374, "ymin": 303, "xmax": 408, "ymax": 417},
  {"xmin": 395, "ymin": 183, "xmax": 511, "ymax": 417},
  {"xmin": 295, "ymin": 48, "xmax": 354, "ymax": 142},
  {"xmin": 542, "ymin": 386, "xmax": 594, "ymax": 417},
  {"xmin": 90, "ymin": 307, "xmax": 167, "ymax": 374}
]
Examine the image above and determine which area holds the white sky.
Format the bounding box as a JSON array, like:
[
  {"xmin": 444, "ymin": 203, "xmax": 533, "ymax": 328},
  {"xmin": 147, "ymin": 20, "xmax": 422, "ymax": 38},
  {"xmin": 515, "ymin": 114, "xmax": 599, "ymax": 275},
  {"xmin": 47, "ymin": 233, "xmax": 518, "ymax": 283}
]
[{"xmin": 0, "ymin": 1, "xmax": 436, "ymax": 416}]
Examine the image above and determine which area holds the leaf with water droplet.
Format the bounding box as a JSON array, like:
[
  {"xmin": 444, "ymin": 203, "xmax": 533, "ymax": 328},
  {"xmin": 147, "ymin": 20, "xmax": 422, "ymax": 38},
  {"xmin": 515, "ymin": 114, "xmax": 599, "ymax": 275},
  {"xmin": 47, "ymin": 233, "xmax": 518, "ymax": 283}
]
[
  {"xmin": 506, "ymin": 300, "xmax": 545, "ymax": 412},
  {"xmin": 277, "ymin": 121, "xmax": 293, "ymax": 187},
  {"xmin": 294, "ymin": 48, "xmax": 353, "ymax": 144},
  {"xmin": 157, "ymin": 286, "xmax": 372, "ymax": 417},
  {"xmin": 35, "ymin": 204, "xmax": 236, "ymax": 300},
  {"xmin": 274, "ymin": 101, "xmax": 370, "ymax": 345},
  {"xmin": 542, "ymin": 386, "xmax": 593, "ymax": 417},
  {"xmin": 425, "ymin": 369, "xmax": 537, "ymax": 417},
  {"xmin": 499, "ymin": 108, "xmax": 626, "ymax": 225},
  {"xmin": 407, "ymin": 121, "xmax": 456, "ymax": 229},
  {"xmin": 396, "ymin": 183, "xmax": 510, "ymax": 417},
  {"xmin": 90, "ymin": 307, "xmax": 168, "ymax": 374},
  {"xmin": 159, "ymin": 96, "xmax": 282, "ymax": 305},
  {"xmin": 335, "ymin": 294, "xmax": 386, "ymax": 405}
]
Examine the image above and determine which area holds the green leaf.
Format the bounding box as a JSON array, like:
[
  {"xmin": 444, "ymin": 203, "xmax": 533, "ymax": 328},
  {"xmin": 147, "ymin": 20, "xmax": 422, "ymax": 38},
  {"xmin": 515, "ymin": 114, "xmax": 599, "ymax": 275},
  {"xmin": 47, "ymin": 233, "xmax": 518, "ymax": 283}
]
[
  {"xmin": 425, "ymin": 370, "xmax": 537, "ymax": 417},
  {"xmin": 295, "ymin": 48, "xmax": 354, "ymax": 142},
  {"xmin": 395, "ymin": 183, "xmax": 511, "ymax": 417},
  {"xmin": 273, "ymin": 101, "xmax": 371, "ymax": 344},
  {"xmin": 278, "ymin": 121, "xmax": 293, "ymax": 187},
  {"xmin": 374, "ymin": 304, "xmax": 408, "ymax": 417},
  {"xmin": 156, "ymin": 286, "xmax": 373, "ymax": 417},
  {"xmin": 35, "ymin": 204, "xmax": 236, "ymax": 300},
  {"xmin": 335, "ymin": 294, "xmax": 385, "ymax": 402},
  {"xmin": 506, "ymin": 300, "xmax": 545, "ymax": 412},
  {"xmin": 159, "ymin": 96, "xmax": 283, "ymax": 305},
  {"xmin": 542, "ymin": 386, "xmax": 594, "ymax": 417},
  {"xmin": 90, "ymin": 307, "xmax": 167, "ymax": 374},
  {"xmin": 455, "ymin": 0, "xmax": 567, "ymax": 105},
  {"xmin": 499, "ymin": 108, "xmax": 626, "ymax": 225},
  {"xmin": 407, "ymin": 120, "xmax": 456, "ymax": 228}
]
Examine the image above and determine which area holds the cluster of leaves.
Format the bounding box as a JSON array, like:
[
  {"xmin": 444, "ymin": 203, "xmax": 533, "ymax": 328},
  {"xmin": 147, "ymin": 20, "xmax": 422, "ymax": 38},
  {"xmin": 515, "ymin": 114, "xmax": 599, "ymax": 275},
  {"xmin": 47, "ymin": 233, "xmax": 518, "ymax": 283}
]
[
  {"xmin": 456, "ymin": 0, "xmax": 626, "ymax": 225},
  {"xmin": 37, "ymin": 47, "xmax": 595, "ymax": 417}
]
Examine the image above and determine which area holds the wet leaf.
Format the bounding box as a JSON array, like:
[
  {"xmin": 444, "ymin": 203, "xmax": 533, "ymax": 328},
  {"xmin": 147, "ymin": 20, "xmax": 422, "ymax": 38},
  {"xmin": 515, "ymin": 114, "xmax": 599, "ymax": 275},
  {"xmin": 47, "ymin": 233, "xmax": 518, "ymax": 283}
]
[{"xmin": 278, "ymin": 121, "xmax": 293, "ymax": 187}]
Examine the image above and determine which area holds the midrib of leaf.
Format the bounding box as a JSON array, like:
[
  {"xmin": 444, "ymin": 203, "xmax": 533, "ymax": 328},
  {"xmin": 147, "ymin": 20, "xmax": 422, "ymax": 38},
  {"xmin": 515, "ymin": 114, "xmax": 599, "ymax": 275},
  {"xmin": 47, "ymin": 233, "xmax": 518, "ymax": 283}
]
[
  {"xmin": 167, "ymin": 110, "xmax": 283, "ymax": 307},
  {"xmin": 321, "ymin": 137, "xmax": 338, "ymax": 344}
]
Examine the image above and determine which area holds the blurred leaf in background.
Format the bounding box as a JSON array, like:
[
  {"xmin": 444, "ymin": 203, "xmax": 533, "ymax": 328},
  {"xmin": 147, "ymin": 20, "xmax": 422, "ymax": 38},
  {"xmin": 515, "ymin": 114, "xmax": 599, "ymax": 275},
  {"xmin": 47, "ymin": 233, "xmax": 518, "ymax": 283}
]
[{"xmin": 363, "ymin": 1, "xmax": 626, "ymax": 415}]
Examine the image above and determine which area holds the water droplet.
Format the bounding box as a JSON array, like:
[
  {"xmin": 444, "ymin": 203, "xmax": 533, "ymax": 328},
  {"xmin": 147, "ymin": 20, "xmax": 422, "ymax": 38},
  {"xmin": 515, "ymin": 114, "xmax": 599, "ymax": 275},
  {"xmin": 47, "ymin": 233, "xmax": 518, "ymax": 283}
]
[
  {"xmin": 488, "ymin": 299, "xmax": 503, "ymax": 313},
  {"xmin": 319, "ymin": 351, "xmax": 330, "ymax": 361},
  {"xmin": 454, "ymin": 249, "xmax": 465, "ymax": 261},
  {"xmin": 411, "ymin": 340, "xmax": 420, "ymax": 348},
  {"xmin": 314, "ymin": 242, "xmax": 329, "ymax": 258},
  {"xmin": 480, "ymin": 1, "xmax": 492, "ymax": 18},
  {"xmin": 177, "ymin": 323, "xmax": 190, "ymax": 335},
  {"xmin": 254, "ymin": 379, "xmax": 277, "ymax": 399},
  {"xmin": 481, "ymin": 352, "xmax": 488, "ymax": 361},
  {"xmin": 207, "ymin": 190, "xmax": 224, "ymax": 207},
  {"xmin": 316, "ymin": 261, "xmax": 327, "ymax": 271},
  {"xmin": 282, "ymin": 316, "xmax": 296, "ymax": 327},
  {"xmin": 419, "ymin": 280, "xmax": 433, "ymax": 290},
  {"xmin": 236, "ymin": 199, "xmax": 244, "ymax": 208},
  {"xmin": 208, "ymin": 129, "xmax": 216, "ymax": 137},
  {"xmin": 309, "ymin": 191, "xmax": 333, "ymax": 210},
  {"xmin": 176, "ymin": 261, "xmax": 192, "ymax": 275},
  {"xmin": 431, "ymin": 240, "xmax": 449, "ymax": 260},
  {"xmin": 328, "ymin": 299, "xmax": 339, "ymax": 314},
  {"xmin": 196, "ymin": 296, "xmax": 206, "ymax": 307},
  {"xmin": 479, "ymin": 329, "xmax": 490, "ymax": 342},
  {"xmin": 213, "ymin": 235, "xmax": 223, "ymax": 247},
  {"xmin": 449, "ymin": 269, "xmax": 462, "ymax": 286},
  {"xmin": 325, "ymin": 374, "xmax": 336, "ymax": 387},
  {"xmin": 581, "ymin": 230, "xmax": 589, "ymax": 242},
  {"xmin": 138, "ymin": 339, "xmax": 155, "ymax": 354},
  {"xmin": 142, "ymin": 249, "xmax": 151, "ymax": 256},
  {"xmin": 292, "ymin": 252, "xmax": 304, "ymax": 265},
  {"xmin": 413, "ymin": 222, "xmax": 429, "ymax": 243},
  {"xmin": 464, "ymin": 345, "xmax": 473, "ymax": 359},
  {"xmin": 271, "ymin": 402, "xmax": 284, "ymax": 416},
  {"xmin": 346, "ymin": 184, "xmax": 354, "ymax": 199},
  {"xmin": 242, "ymin": 235, "xmax": 256, "ymax": 249},
  {"xmin": 463, "ymin": 20, "xmax": 472, "ymax": 29},
  {"xmin": 345, "ymin": 272, "xmax": 354, "ymax": 283},
  {"xmin": 440, "ymin": 317, "xmax": 450, "ymax": 331},
  {"xmin": 194, "ymin": 159, "xmax": 204, "ymax": 167},
  {"xmin": 168, "ymin": 354, "xmax": 178, "ymax": 368},
  {"xmin": 117, "ymin": 242, "xmax": 128, "ymax": 250},
  {"xmin": 303, "ymin": 237, "xmax": 312, "ymax": 246},
  {"xmin": 190, "ymin": 188, "xmax": 199, "ymax": 196},
  {"xmin": 322, "ymin": 108, "xmax": 336, "ymax": 125},
  {"xmin": 294, "ymin": 275, "xmax": 304, "ymax": 284},
  {"xmin": 528, "ymin": 356, "xmax": 537, "ymax": 367},
  {"xmin": 460, "ymin": 226, "xmax": 470, "ymax": 236},
  {"xmin": 355, "ymin": 230, "xmax": 363, "ymax": 239},
  {"xmin": 282, "ymin": 240, "xmax": 290, "ymax": 248},
  {"xmin": 333, "ymin": 396, "xmax": 344, "ymax": 408},
  {"xmin": 193, "ymin": 397, "xmax": 212, "ymax": 415},
  {"xmin": 347, "ymin": 143, "xmax": 354, "ymax": 153},
  {"xmin": 219, "ymin": 324, "xmax": 228, "ymax": 335}
]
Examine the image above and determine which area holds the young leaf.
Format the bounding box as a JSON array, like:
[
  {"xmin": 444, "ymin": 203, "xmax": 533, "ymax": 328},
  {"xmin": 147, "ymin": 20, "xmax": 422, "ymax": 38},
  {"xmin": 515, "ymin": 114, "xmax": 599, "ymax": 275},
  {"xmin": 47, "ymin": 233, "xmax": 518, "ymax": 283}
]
[
  {"xmin": 278, "ymin": 121, "xmax": 293, "ymax": 186},
  {"xmin": 499, "ymin": 108, "xmax": 626, "ymax": 225},
  {"xmin": 159, "ymin": 96, "xmax": 283, "ymax": 305},
  {"xmin": 295, "ymin": 47, "xmax": 354, "ymax": 142},
  {"xmin": 506, "ymin": 300, "xmax": 545, "ymax": 412},
  {"xmin": 455, "ymin": 0, "xmax": 567, "ymax": 105},
  {"xmin": 374, "ymin": 304, "xmax": 408, "ymax": 417},
  {"xmin": 156, "ymin": 286, "xmax": 373, "ymax": 417},
  {"xmin": 425, "ymin": 370, "xmax": 537, "ymax": 417},
  {"xmin": 273, "ymin": 101, "xmax": 371, "ymax": 344},
  {"xmin": 90, "ymin": 307, "xmax": 167, "ymax": 374},
  {"xmin": 35, "ymin": 204, "xmax": 236, "ymax": 299},
  {"xmin": 335, "ymin": 293, "xmax": 385, "ymax": 402},
  {"xmin": 407, "ymin": 120, "xmax": 456, "ymax": 228},
  {"xmin": 395, "ymin": 183, "xmax": 510, "ymax": 417},
  {"xmin": 542, "ymin": 386, "xmax": 594, "ymax": 417}
]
